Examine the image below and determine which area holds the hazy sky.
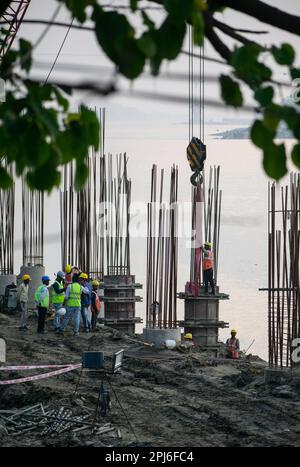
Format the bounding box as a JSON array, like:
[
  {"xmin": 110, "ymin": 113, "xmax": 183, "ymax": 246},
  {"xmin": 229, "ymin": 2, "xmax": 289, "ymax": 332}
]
[{"xmin": 18, "ymin": 0, "xmax": 300, "ymax": 125}]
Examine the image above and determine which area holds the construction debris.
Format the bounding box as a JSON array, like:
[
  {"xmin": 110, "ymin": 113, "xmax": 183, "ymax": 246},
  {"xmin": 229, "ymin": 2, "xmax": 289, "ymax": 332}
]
[{"xmin": 0, "ymin": 402, "xmax": 120, "ymax": 438}]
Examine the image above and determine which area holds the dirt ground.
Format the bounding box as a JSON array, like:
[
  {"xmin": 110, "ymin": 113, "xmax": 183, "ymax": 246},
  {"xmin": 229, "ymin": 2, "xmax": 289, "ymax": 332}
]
[{"xmin": 0, "ymin": 311, "xmax": 300, "ymax": 447}]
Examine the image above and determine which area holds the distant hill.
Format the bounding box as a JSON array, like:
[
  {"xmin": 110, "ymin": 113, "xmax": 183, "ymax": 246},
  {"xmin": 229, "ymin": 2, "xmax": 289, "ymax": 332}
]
[{"xmin": 211, "ymin": 124, "xmax": 294, "ymax": 140}]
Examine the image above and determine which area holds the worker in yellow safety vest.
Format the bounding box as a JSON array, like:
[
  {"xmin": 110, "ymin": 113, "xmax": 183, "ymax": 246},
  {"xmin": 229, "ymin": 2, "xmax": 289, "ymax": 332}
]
[
  {"xmin": 34, "ymin": 275, "xmax": 50, "ymax": 334},
  {"xmin": 52, "ymin": 270, "xmax": 67, "ymax": 331},
  {"xmin": 58, "ymin": 273, "xmax": 89, "ymax": 337},
  {"xmin": 202, "ymin": 241, "xmax": 215, "ymax": 295}
]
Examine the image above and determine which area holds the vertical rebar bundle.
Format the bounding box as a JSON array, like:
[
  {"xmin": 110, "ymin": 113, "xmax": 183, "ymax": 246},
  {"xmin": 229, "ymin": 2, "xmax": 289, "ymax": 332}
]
[
  {"xmin": 190, "ymin": 166, "xmax": 222, "ymax": 287},
  {"xmin": 105, "ymin": 153, "xmax": 131, "ymax": 276},
  {"xmin": 60, "ymin": 109, "xmax": 106, "ymax": 278},
  {"xmin": 0, "ymin": 165, "xmax": 15, "ymax": 274},
  {"xmin": 22, "ymin": 179, "xmax": 44, "ymax": 266},
  {"xmin": 146, "ymin": 165, "xmax": 178, "ymax": 329},
  {"xmin": 267, "ymin": 174, "xmax": 300, "ymax": 368}
]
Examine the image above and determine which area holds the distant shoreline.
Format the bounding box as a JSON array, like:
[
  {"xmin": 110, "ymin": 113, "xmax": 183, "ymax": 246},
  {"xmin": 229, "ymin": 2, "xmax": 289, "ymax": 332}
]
[{"xmin": 211, "ymin": 125, "xmax": 294, "ymax": 140}]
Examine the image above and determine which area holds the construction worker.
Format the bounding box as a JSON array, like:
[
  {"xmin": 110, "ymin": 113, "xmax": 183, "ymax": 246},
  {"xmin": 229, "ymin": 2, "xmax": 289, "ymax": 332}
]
[
  {"xmin": 202, "ymin": 241, "xmax": 215, "ymax": 295},
  {"xmin": 34, "ymin": 275, "xmax": 50, "ymax": 334},
  {"xmin": 58, "ymin": 273, "xmax": 89, "ymax": 337},
  {"xmin": 178, "ymin": 333, "xmax": 195, "ymax": 352},
  {"xmin": 52, "ymin": 271, "xmax": 67, "ymax": 331},
  {"xmin": 64, "ymin": 264, "xmax": 73, "ymax": 286},
  {"xmin": 17, "ymin": 274, "xmax": 31, "ymax": 330},
  {"xmin": 91, "ymin": 280, "xmax": 101, "ymax": 331},
  {"xmin": 226, "ymin": 329, "xmax": 240, "ymax": 359},
  {"xmin": 79, "ymin": 272, "xmax": 92, "ymax": 332}
]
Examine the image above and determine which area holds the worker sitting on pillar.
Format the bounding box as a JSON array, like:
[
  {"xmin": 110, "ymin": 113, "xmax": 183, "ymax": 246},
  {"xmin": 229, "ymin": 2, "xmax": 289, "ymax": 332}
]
[
  {"xmin": 226, "ymin": 329, "xmax": 240, "ymax": 359},
  {"xmin": 202, "ymin": 241, "xmax": 215, "ymax": 295}
]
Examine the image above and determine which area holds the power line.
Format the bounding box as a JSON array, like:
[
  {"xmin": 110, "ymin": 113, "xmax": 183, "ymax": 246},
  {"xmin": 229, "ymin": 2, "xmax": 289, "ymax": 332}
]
[
  {"xmin": 43, "ymin": 18, "xmax": 74, "ymax": 85},
  {"xmin": 27, "ymin": 76, "xmax": 258, "ymax": 112}
]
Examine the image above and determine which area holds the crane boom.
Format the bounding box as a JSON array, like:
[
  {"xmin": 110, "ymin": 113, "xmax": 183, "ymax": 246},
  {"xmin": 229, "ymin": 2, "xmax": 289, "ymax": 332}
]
[{"xmin": 0, "ymin": 0, "xmax": 31, "ymax": 62}]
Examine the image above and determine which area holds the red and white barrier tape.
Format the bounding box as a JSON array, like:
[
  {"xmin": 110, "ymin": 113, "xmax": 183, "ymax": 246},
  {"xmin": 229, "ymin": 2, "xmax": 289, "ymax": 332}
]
[
  {"xmin": 0, "ymin": 364, "xmax": 79, "ymax": 371},
  {"xmin": 0, "ymin": 364, "xmax": 82, "ymax": 385}
]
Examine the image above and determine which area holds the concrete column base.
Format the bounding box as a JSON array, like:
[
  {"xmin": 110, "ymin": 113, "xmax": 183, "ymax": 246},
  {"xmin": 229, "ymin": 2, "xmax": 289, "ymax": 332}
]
[{"xmin": 143, "ymin": 327, "xmax": 181, "ymax": 348}]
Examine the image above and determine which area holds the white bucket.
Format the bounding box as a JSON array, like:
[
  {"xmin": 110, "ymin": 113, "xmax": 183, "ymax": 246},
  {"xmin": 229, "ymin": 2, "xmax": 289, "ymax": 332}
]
[{"xmin": 164, "ymin": 339, "xmax": 177, "ymax": 350}]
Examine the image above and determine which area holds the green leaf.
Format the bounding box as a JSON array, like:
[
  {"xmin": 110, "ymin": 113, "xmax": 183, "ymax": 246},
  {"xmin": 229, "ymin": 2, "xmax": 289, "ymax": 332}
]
[
  {"xmin": 163, "ymin": 0, "xmax": 194, "ymax": 22},
  {"xmin": 192, "ymin": 12, "xmax": 204, "ymax": 45},
  {"xmin": 79, "ymin": 105, "xmax": 100, "ymax": 150},
  {"xmin": 291, "ymin": 144, "xmax": 300, "ymax": 169},
  {"xmin": 137, "ymin": 32, "xmax": 157, "ymax": 58},
  {"xmin": 26, "ymin": 151, "xmax": 61, "ymax": 192},
  {"xmin": 156, "ymin": 16, "xmax": 186, "ymax": 60},
  {"xmin": 141, "ymin": 11, "xmax": 155, "ymax": 30},
  {"xmin": 19, "ymin": 38, "xmax": 32, "ymax": 72},
  {"xmin": 263, "ymin": 104, "xmax": 281, "ymax": 132},
  {"xmin": 0, "ymin": 166, "xmax": 13, "ymax": 189},
  {"xmin": 250, "ymin": 120, "xmax": 274, "ymax": 149},
  {"xmin": 263, "ymin": 143, "xmax": 287, "ymax": 180},
  {"xmin": 230, "ymin": 44, "xmax": 271, "ymax": 86},
  {"xmin": 254, "ymin": 86, "xmax": 274, "ymax": 107},
  {"xmin": 219, "ymin": 75, "xmax": 243, "ymax": 107},
  {"xmin": 53, "ymin": 87, "xmax": 69, "ymax": 111},
  {"xmin": 130, "ymin": 0, "xmax": 139, "ymax": 11},
  {"xmin": 290, "ymin": 67, "xmax": 300, "ymax": 80},
  {"xmin": 282, "ymin": 106, "xmax": 300, "ymax": 139},
  {"xmin": 74, "ymin": 161, "xmax": 89, "ymax": 191},
  {"xmin": 150, "ymin": 55, "xmax": 162, "ymax": 76},
  {"xmin": 93, "ymin": 8, "xmax": 145, "ymax": 79},
  {"xmin": 271, "ymin": 43, "xmax": 295, "ymax": 66},
  {"xmin": 59, "ymin": 0, "xmax": 96, "ymax": 23}
]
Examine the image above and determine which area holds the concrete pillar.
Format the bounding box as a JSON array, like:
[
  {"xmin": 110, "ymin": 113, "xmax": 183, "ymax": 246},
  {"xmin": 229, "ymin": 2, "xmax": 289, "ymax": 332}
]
[
  {"xmin": 178, "ymin": 286, "xmax": 229, "ymax": 356},
  {"xmin": 0, "ymin": 274, "xmax": 17, "ymax": 296},
  {"xmin": 100, "ymin": 274, "xmax": 142, "ymax": 333}
]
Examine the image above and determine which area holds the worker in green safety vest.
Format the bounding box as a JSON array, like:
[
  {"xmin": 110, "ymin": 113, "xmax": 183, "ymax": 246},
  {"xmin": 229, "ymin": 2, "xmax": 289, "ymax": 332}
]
[
  {"xmin": 52, "ymin": 270, "xmax": 67, "ymax": 331},
  {"xmin": 58, "ymin": 273, "xmax": 89, "ymax": 337},
  {"xmin": 34, "ymin": 275, "xmax": 50, "ymax": 334}
]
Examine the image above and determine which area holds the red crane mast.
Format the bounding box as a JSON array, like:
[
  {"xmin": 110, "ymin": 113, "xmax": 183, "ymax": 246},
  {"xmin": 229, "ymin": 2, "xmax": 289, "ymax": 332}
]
[{"xmin": 0, "ymin": 1, "xmax": 31, "ymax": 62}]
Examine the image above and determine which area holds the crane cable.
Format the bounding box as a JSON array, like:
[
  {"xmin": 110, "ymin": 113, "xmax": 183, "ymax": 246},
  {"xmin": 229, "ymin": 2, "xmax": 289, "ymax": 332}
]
[{"xmin": 188, "ymin": 25, "xmax": 205, "ymax": 143}]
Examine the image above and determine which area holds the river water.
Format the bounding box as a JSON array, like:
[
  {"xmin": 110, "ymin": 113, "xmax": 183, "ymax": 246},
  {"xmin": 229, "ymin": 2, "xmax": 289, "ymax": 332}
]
[{"xmin": 13, "ymin": 122, "xmax": 293, "ymax": 361}]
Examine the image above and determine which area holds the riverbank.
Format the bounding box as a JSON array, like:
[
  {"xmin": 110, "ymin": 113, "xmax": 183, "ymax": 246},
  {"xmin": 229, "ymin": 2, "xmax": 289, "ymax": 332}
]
[{"xmin": 0, "ymin": 311, "xmax": 300, "ymax": 447}]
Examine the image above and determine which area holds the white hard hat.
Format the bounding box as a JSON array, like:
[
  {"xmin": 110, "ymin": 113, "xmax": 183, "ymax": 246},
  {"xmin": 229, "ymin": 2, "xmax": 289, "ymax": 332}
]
[{"xmin": 57, "ymin": 307, "xmax": 66, "ymax": 317}]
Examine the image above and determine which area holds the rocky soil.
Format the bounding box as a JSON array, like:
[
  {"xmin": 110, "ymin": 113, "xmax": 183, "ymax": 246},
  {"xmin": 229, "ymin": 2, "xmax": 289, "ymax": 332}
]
[{"xmin": 0, "ymin": 311, "xmax": 300, "ymax": 447}]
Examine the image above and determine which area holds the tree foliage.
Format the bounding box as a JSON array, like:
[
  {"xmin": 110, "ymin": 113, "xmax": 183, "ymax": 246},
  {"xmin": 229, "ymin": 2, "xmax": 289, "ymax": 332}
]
[{"xmin": 1, "ymin": 0, "xmax": 300, "ymax": 189}]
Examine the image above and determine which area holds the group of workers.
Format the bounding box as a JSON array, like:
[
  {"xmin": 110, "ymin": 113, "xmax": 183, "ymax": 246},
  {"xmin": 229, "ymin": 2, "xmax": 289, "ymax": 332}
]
[{"xmin": 16, "ymin": 265, "xmax": 102, "ymax": 336}]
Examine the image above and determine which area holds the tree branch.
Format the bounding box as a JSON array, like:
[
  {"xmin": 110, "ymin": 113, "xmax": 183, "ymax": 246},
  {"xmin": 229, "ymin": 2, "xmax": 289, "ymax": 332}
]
[
  {"xmin": 204, "ymin": 13, "xmax": 232, "ymax": 62},
  {"xmin": 211, "ymin": 0, "xmax": 300, "ymax": 36},
  {"xmin": 212, "ymin": 18, "xmax": 256, "ymax": 45}
]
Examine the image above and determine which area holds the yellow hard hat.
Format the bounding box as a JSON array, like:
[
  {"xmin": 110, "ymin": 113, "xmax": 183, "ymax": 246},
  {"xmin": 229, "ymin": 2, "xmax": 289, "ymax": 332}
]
[
  {"xmin": 92, "ymin": 280, "xmax": 99, "ymax": 286},
  {"xmin": 79, "ymin": 272, "xmax": 88, "ymax": 280},
  {"xmin": 65, "ymin": 264, "xmax": 72, "ymax": 274},
  {"xmin": 22, "ymin": 274, "xmax": 31, "ymax": 281},
  {"xmin": 231, "ymin": 329, "xmax": 237, "ymax": 334},
  {"xmin": 204, "ymin": 241, "xmax": 212, "ymax": 248},
  {"xmin": 184, "ymin": 333, "xmax": 193, "ymax": 340}
]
